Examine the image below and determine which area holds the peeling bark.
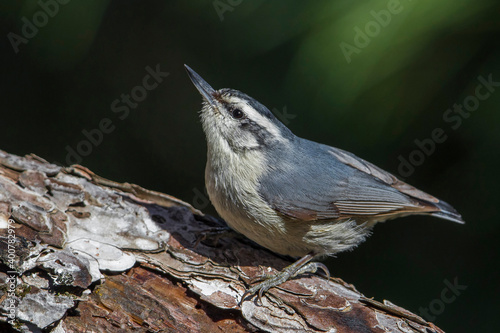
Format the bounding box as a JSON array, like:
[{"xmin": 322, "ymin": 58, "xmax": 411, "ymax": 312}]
[{"xmin": 0, "ymin": 150, "xmax": 444, "ymax": 333}]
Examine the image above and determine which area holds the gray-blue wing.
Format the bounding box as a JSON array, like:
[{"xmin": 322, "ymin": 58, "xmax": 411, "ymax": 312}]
[{"xmin": 258, "ymin": 140, "xmax": 464, "ymax": 223}]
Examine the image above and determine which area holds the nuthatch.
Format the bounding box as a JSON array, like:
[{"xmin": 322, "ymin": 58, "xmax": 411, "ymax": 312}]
[{"xmin": 184, "ymin": 65, "xmax": 464, "ymax": 304}]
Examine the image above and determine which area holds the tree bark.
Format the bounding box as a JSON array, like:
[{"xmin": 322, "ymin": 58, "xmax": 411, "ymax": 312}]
[{"xmin": 0, "ymin": 150, "xmax": 444, "ymax": 333}]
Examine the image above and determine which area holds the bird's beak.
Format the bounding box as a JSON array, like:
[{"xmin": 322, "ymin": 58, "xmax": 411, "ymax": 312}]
[{"xmin": 184, "ymin": 64, "xmax": 218, "ymax": 108}]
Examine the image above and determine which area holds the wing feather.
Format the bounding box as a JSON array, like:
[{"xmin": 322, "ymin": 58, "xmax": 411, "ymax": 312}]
[{"xmin": 260, "ymin": 140, "xmax": 443, "ymax": 222}]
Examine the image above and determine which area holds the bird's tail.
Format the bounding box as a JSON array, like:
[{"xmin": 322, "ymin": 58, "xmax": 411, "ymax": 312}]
[{"xmin": 429, "ymin": 199, "xmax": 465, "ymax": 224}]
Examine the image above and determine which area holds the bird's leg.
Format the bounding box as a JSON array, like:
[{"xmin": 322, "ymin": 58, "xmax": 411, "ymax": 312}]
[
  {"xmin": 240, "ymin": 252, "xmax": 330, "ymax": 305},
  {"xmin": 193, "ymin": 227, "xmax": 237, "ymax": 248},
  {"xmin": 193, "ymin": 215, "xmax": 240, "ymax": 248}
]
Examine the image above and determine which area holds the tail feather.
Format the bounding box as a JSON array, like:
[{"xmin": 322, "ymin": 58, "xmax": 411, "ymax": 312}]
[{"xmin": 429, "ymin": 200, "xmax": 465, "ymax": 224}]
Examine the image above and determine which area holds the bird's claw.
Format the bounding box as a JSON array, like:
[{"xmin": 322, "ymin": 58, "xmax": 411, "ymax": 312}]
[
  {"xmin": 193, "ymin": 226, "xmax": 236, "ymax": 248},
  {"xmin": 295, "ymin": 262, "xmax": 330, "ymax": 280},
  {"xmin": 239, "ymin": 259, "xmax": 331, "ymax": 306}
]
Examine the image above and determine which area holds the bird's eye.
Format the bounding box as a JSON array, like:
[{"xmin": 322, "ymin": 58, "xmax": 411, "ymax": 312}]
[{"xmin": 231, "ymin": 108, "xmax": 244, "ymax": 119}]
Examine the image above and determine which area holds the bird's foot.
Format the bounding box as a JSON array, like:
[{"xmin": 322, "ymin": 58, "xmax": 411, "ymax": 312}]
[
  {"xmin": 193, "ymin": 226, "xmax": 239, "ymax": 248},
  {"xmin": 193, "ymin": 215, "xmax": 239, "ymax": 248},
  {"xmin": 295, "ymin": 262, "xmax": 330, "ymax": 280},
  {"xmin": 240, "ymin": 253, "xmax": 330, "ymax": 305}
]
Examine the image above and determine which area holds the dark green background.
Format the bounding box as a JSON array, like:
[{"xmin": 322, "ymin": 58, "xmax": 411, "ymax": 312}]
[{"xmin": 1, "ymin": 1, "xmax": 499, "ymax": 331}]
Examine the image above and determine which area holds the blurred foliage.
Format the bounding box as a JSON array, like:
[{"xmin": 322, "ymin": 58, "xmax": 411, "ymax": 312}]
[{"xmin": 1, "ymin": 1, "xmax": 499, "ymax": 331}]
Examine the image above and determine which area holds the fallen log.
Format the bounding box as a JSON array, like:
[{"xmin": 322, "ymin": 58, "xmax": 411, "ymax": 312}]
[{"xmin": 0, "ymin": 150, "xmax": 443, "ymax": 332}]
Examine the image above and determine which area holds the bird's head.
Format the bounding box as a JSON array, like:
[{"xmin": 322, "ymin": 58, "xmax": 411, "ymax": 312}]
[{"xmin": 185, "ymin": 65, "xmax": 293, "ymax": 154}]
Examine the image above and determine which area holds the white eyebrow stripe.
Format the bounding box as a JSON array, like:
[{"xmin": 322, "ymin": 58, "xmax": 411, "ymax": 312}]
[{"xmin": 226, "ymin": 96, "xmax": 286, "ymax": 142}]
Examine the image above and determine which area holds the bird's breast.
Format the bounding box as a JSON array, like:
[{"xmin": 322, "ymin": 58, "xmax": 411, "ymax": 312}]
[{"xmin": 204, "ymin": 149, "xmax": 296, "ymax": 254}]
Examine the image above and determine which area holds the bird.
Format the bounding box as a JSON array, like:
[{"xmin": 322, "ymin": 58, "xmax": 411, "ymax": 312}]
[{"xmin": 184, "ymin": 64, "xmax": 464, "ymax": 304}]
